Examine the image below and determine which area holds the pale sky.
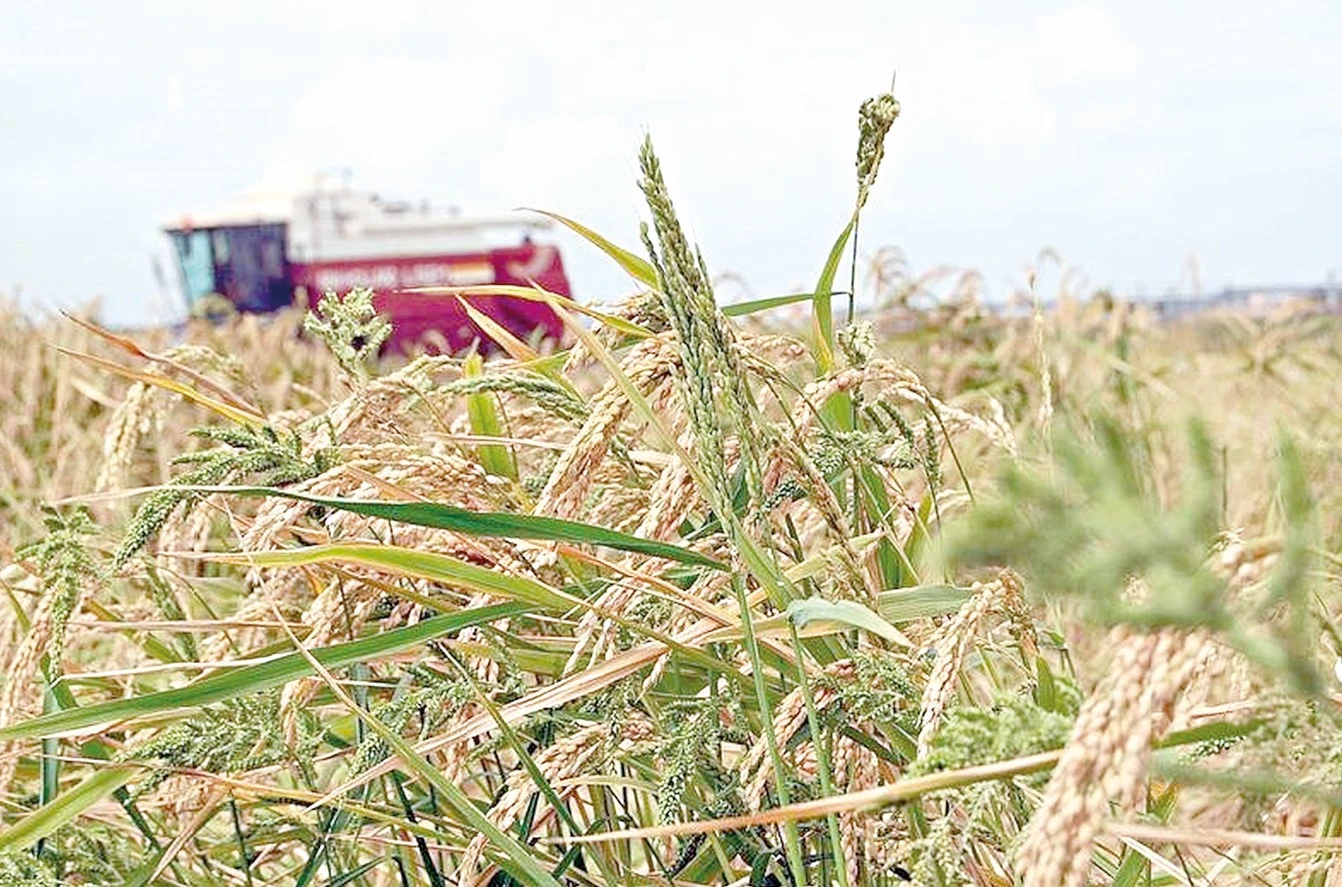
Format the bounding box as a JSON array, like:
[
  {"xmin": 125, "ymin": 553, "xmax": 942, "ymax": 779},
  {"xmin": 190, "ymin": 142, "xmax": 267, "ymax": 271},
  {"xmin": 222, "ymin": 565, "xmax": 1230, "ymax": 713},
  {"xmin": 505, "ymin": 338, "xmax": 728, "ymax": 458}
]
[{"xmin": 3, "ymin": 1, "xmax": 1340, "ymax": 326}]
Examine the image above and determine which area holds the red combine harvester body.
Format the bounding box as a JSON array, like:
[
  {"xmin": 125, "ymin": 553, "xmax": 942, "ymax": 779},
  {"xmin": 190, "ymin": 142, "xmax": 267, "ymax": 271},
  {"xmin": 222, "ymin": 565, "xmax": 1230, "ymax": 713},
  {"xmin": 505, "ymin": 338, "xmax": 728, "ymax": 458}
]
[{"xmin": 163, "ymin": 173, "xmax": 570, "ymax": 354}]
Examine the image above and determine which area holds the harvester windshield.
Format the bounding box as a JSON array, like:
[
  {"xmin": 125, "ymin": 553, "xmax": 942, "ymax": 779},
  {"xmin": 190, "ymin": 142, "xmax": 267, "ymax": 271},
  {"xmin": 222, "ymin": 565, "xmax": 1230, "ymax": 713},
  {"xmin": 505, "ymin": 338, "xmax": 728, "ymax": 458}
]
[{"xmin": 166, "ymin": 223, "xmax": 291, "ymax": 314}]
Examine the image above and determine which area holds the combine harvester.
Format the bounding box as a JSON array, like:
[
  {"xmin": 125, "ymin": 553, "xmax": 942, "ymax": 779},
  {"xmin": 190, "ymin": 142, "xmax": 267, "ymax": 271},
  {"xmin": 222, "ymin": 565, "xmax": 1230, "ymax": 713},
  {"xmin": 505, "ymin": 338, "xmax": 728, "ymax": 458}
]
[{"xmin": 163, "ymin": 173, "xmax": 571, "ymax": 354}]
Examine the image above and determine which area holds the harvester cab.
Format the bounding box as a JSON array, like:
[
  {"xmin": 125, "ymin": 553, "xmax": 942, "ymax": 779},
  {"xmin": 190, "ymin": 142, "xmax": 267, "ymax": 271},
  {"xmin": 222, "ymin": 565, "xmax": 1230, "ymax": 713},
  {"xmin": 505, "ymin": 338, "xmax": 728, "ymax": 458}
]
[
  {"xmin": 167, "ymin": 223, "xmax": 291, "ymax": 315},
  {"xmin": 163, "ymin": 174, "xmax": 571, "ymax": 354}
]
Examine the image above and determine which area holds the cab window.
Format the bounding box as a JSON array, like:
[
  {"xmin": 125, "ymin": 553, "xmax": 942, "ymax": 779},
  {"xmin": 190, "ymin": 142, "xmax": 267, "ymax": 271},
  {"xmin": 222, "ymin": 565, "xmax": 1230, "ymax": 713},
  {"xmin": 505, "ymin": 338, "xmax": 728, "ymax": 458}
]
[{"xmin": 171, "ymin": 230, "xmax": 217, "ymax": 304}]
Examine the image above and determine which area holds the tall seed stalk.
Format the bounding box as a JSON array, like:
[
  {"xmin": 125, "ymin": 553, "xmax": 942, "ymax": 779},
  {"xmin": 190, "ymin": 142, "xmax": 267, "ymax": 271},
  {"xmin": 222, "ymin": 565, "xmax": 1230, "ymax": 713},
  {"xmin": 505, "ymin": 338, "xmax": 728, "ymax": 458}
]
[{"xmin": 638, "ymin": 136, "xmax": 808, "ymax": 884}]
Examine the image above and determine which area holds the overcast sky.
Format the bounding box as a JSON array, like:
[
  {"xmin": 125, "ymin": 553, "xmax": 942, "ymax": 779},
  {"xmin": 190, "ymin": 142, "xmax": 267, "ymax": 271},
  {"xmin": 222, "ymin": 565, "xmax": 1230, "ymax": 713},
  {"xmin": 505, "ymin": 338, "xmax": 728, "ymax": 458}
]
[{"xmin": 3, "ymin": 1, "xmax": 1340, "ymax": 326}]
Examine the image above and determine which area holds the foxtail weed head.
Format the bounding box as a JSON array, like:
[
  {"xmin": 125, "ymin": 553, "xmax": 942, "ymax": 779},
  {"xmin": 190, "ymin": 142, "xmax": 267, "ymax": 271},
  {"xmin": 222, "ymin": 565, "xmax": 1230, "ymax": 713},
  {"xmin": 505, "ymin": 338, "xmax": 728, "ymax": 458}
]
[{"xmin": 856, "ymin": 92, "xmax": 901, "ymax": 209}]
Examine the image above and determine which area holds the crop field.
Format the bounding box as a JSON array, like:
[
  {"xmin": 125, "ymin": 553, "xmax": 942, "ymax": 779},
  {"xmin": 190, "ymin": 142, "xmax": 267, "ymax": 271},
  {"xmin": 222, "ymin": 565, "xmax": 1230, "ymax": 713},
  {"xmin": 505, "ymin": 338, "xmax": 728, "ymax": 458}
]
[{"xmin": 2, "ymin": 95, "xmax": 1342, "ymax": 886}]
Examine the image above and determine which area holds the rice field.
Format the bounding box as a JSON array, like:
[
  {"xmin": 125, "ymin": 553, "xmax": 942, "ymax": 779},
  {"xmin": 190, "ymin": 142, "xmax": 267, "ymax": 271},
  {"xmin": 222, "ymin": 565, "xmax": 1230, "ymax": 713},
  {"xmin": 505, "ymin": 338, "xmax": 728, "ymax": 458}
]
[{"xmin": 2, "ymin": 94, "xmax": 1342, "ymax": 886}]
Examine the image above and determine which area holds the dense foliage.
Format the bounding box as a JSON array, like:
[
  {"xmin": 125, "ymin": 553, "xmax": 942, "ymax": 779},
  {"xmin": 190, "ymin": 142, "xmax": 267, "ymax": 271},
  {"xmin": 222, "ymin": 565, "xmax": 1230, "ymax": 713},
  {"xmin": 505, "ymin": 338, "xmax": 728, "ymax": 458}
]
[{"xmin": 1, "ymin": 93, "xmax": 1341, "ymax": 886}]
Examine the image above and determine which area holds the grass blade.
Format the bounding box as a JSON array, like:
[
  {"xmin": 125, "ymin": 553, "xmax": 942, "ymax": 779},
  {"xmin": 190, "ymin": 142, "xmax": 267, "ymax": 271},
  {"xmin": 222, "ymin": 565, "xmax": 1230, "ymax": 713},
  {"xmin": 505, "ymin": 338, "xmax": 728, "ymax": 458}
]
[
  {"xmin": 564, "ymin": 721, "xmax": 1265, "ymax": 844},
  {"xmin": 786, "ymin": 597, "xmax": 914, "ymax": 647},
  {"xmin": 0, "ymin": 602, "xmax": 527, "ymax": 741},
  {"xmin": 0, "ymin": 765, "xmax": 137, "ymax": 850},
  {"xmin": 192, "ymin": 543, "xmax": 581, "ymax": 612},
  {"xmin": 462, "ymin": 352, "xmax": 518, "ymax": 480},
  {"xmin": 457, "ymin": 296, "xmax": 540, "ymax": 362},
  {"xmin": 175, "ymin": 487, "xmax": 727, "ymax": 571},
  {"xmin": 810, "ymin": 213, "xmax": 857, "ymax": 373},
  {"xmin": 521, "ymin": 208, "xmax": 658, "ymax": 286},
  {"xmin": 60, "ymin": 310, "xmax": 264, "ymax": 416},
  {"xmin": 401, "ymin": 284, "xmax": 651, "ymax": 338},
  {"xmin": 56, "ymin": 347, "xmax": 265, "ymax": 427},
  {"xmin": 567, "ymin": 751, "xmax": 1063, "ymax": 843},
  {"xmin": 277, "ymin": 610, "xmax": 565, "ymax": 887},
  {"xmin": 722, "ymin": 291, "xmax": 824, "ymax": 317},
  {"xmin": 877, "ymin": 584, "xmax": 974, "ymax": 623}
]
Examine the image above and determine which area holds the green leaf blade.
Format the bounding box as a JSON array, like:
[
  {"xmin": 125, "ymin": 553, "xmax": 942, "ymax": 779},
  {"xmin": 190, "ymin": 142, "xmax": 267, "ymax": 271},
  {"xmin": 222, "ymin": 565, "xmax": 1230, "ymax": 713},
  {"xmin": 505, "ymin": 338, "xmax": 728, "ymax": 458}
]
[
  {"xmin": 787, "ymin": 597, "xmax": 914, "ymax": 647},
  {"xmin": 0, "ymin": 602, "xmax": 527, "ymax": 742},
  {"xmin": 521, "ymin": 208, "xmax": 658, "ymax": 287},
  {"xmin": 181, "ymin": 486, "xmax": 727, "ymax": 571}
]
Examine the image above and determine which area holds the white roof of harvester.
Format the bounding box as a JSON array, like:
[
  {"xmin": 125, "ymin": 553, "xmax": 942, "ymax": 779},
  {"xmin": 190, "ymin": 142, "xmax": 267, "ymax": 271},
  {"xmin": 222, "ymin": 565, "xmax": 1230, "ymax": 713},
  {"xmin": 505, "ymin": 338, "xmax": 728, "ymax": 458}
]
[{"xmin": 165, "ymin": 172, "xmax": 332, "ymax": 229}]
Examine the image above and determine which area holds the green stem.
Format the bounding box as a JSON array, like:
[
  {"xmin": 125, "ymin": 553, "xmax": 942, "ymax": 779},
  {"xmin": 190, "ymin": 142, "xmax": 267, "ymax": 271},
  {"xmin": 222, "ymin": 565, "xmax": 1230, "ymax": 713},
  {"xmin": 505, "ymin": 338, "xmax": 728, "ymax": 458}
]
[
  {"xmin": 789, "ymin": 621, "xmax": 850, "ymax": 887},
  {"xmin": 727, "ymin": 559, "xmax": 807, "ymax": 886}
]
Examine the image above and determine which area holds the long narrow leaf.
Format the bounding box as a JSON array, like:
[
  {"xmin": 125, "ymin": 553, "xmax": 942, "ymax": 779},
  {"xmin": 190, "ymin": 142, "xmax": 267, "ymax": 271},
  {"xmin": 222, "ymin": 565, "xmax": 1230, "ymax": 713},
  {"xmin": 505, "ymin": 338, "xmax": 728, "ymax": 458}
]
[
  {"xmin": 279, "ymin": 610, "xmax": 564, "ymax": 887},
  {"xmin": 877, "ymin": 584, "xmax": 974, "ymax": 623},
  {"xmin": 0, "ymin": 602, "xmax": 526, "ymax": 741},
  {"xmin": 192, "ymin": 543, "xmax": 581, "ymax": 612},
  {"xmin": 521, "ymin": 208, "xmax": 658, "ymax": 286},
  {"xmin": 177, "ymin": 486, "xmax": 727, "ymax": 571},
  {"xmin": 786, "ymin": 597, "xmax": 913, "ymax": 647},
  {"xmin": 457, "ymin": 296, "xmax": 540, "ymax": 362},
  {"xmin": 810, "ymin": 214, "xmax": 857, "ymax": 373},
  {"xmin": 722, "ymin": 291, "xmax": 823, "ymax": 317},
  {"xmin": 462, "ymin": 353, "xmax": 518, "ymax": 480},
  {"xmin": 401, "ymin": 284, "xmax": 650, "ymax": 337},
  {"xmin": 60, "ymin": 311, "xmax": 264, "ymax": 416},
  {"xmin": 0, "ymin": 766, "xmax": 137, "ymax": 850},
  {"xmin": 57, "ymin": 348, "xmax": 265, "ymax": 427},
  {"xmin": 568, "ymin": 751, "xmax": 1063, "ymax": 843},
  {"xmin": 561, "ymin": 720, "xmax": 1262, "ymax": 844}
]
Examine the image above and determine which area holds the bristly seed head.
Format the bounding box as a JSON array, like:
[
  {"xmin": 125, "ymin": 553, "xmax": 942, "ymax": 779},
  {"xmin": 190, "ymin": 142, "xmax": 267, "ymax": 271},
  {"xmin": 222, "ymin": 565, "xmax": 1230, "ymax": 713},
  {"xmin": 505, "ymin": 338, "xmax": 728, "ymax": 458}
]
[
  {"xmin": 856, "ymin": 92, "xmax": 901, "ymax": 207},
  {"xmin": 16, "ymin": 505, "xmax": 104, "ymax": 667},
  {"xmin": 302, "ymin": 287, "xmax": 392, "ymax": 381},
  {"xmin": 637, "ymin": 136, "xmax": 767, "ymax": 509}
]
